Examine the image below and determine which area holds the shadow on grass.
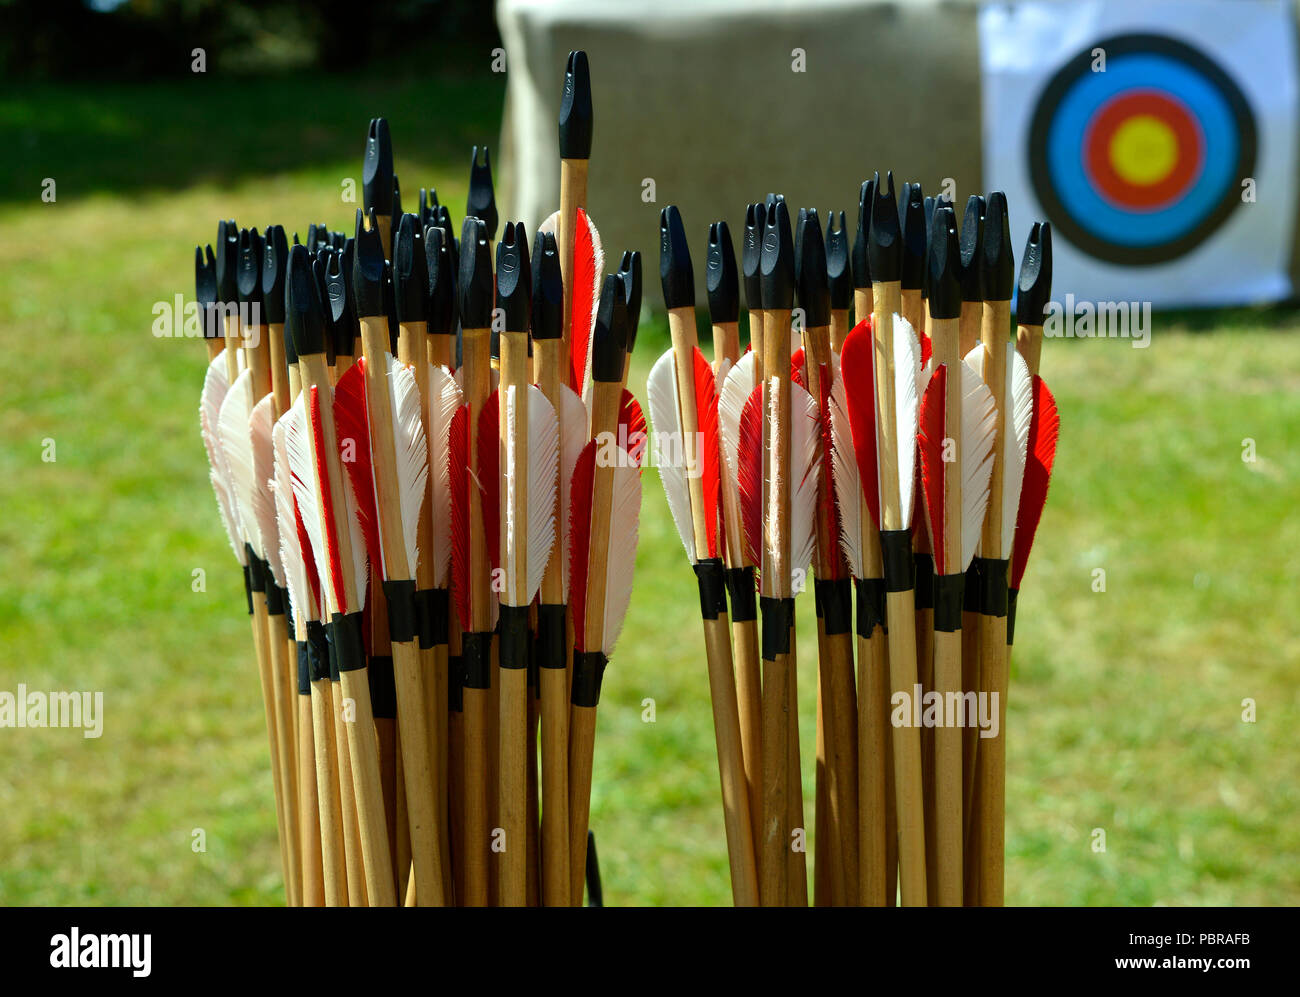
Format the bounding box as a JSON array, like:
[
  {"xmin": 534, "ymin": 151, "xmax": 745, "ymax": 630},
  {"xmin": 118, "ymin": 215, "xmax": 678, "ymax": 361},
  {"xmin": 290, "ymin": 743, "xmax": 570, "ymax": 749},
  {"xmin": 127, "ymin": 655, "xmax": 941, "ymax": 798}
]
[{"xmin": 0, "ymin": 69, "xmax": 506, "ymax": 206}]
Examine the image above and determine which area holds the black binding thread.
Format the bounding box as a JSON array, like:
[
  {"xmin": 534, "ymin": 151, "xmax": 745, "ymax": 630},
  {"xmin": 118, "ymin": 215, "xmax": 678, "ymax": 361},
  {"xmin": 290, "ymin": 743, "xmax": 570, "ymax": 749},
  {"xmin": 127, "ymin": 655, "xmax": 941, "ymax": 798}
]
[
  {"xmin": 693, "ymin": 559, "xmax": 728, "ymax": 621},
  {"xmin": 571, "ymin": 650, "xmax": 608, "ymax": 709},
  {"xmin": 880, "ymin": 530, "xmax": 915, "ymax": 593}
]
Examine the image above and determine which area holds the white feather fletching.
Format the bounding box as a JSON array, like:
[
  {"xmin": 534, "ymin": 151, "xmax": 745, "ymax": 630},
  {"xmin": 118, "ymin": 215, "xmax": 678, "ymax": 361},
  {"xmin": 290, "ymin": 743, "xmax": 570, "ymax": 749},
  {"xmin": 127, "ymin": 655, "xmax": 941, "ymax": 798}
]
[
  {"xmin": 718, "ymin": 351, "xmax": 756, "ymax": 497},
  {"xmin": 250, "ymin": 395, "xmax": 283, "ymax": 587},
  {"xmin": 273, "ymin": 415, "xmax": 317, "ymax": 622},
  {"xmin": 962, "ymin": 344, "xmax": 1033, "ymax": 560},
  {"xmin": 284, "ymin": 394, "xmax": 331, "ymax": 611},
  {"xmin": 959, "ymin": 359, "xmax": 997, "ymax": 570},
  {"xmin": 502, "ymin": 384, "xmax": 558, "ymax": 605},
  {"xmin": 557, "ymin": 384, "xmax": 587, "ymax": 600},
  {"xmin": 386, "ymin": 355, "xmax": 429, "ymax": 578},
  {"xmin": 601, "ymin": 461, "xmax": 642, "ymax": 655},
  {"xmin": 537, "ymin": 209, "xmax": 560, "ymax": 236},
  {"xmin": 828, "ymin": 353, "xmax": 864, "ymax": 578},
  {"xmin": 578, "ymin": 212, "xmax": 605, "ymax": 395},
  {"xmin": 218, "ymin": 368, "xmax": 263, "ymax": 557},
  {"xmin": 1001, "ymin": 350, "xmax": 1033, "ymax": 559},
  {"xmin": 646, "ymin": 348, "xmax": 695, "ymax": 563},
  {"xmin": 891, "ymin": 313, "xmax": 920, "ymax": 528},
  {"xmin": 199, "ymin": 353, "xmax": 247, "ymax": 566},
  {"xmin": 427, "ymin": 364, "xmax": 461, "ymax": 587}
]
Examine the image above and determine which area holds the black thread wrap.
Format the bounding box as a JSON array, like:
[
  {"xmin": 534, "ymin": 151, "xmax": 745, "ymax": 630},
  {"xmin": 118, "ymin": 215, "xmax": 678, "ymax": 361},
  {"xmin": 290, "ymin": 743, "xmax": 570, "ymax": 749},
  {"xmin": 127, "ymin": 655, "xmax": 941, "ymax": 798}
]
[
  {"xmin": 331, "ymin": 611, "xmax": 366, "ymax": 672},
  {"xmin": 297, "ymin": 641, "xmax": 310, "ymax": 695},
  {"xmin": 880, "ymin": 530, "xmax": 915, "ymax": 592},
  {"xmin": 413, "ymin": 588, "xmax": 438, "ymax": 649},
  {"xmin": 264, "ymin": 582, "xmax": 285, "ymax": 616},
  {"xmin": 241, "ymin": 564, "xmax": 253, "ymax": 615},
  {"xmin": 382, "ymin": 578, "xmax": 418, "ymax": 644},
  {"xmin": 571, "ymin": 650, "xmax": 608, "ymax": 709},
  {"xmin": 246, "ymin": 546, "xmax": 266, "ymax": 594},
  {"xmin": 462, "ymin": 632, "xmax": 492, "ymax": 689},
  {"xmin": 537, "ymin": 604, "xmax": 567, "ymax": 670},
  {"xmin": 306, "ymin": 621, "xmax": 329, "ymax": 683},
  {"xmin": 693, "ymin": 559, "xmax": 728, "ymax": 620},
  {"xmin": 448, "ymin": 654, "xmax": 464, "ymax": 711},
  {"xmin": 934, "ymin": 573, "xmax": 965, "ymax": 632},
  {"xmin": 854, "ymin": 577, "xmax": 887, "ymax": 637},
  {"xmin": 368, "ymin": 655, "xmax": 397, "ymax": 719},
  {"xmin": 285, "ymin": 606, "xmax": 296, "ymax": 640},
  {"xmin": 760, "ymin": 597, "xmax": 795, "ymax": 659},
  {"xmin": 1007, "ymin": 588, "xmax": 1020, "ymax": 645},
  {"xmin": 964, "ymin": 558, "xmax": 983, "ymax": 613},
  {"xmin": 325, "ymin": 619, "xmax": 340, "ymax": 680},
  {"xmin": 817, "ymin": 578, "xmax": 852, "ymax": 636},
  {"xmin": 499, "ymin": 604, "xmax": 530, "ymax": 670},
  {"xmin": 975, "ymin": 557, "xmax": 1010, "ymax": 617},
  {"xmin": 913, "ymin": 553, "xmax": 935, "ymax": 610},
  {"xmin": 726, "ymin": 567, "xmax": 757, "ymax": 622}
]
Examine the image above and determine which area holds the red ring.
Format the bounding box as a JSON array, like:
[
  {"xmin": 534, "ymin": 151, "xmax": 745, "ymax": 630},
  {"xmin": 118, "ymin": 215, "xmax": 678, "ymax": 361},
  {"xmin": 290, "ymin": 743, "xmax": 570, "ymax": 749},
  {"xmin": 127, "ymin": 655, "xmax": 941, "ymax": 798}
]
[{"xmin": 1084, "ymin": 90, "xmax": 1204, "ymax": 211}]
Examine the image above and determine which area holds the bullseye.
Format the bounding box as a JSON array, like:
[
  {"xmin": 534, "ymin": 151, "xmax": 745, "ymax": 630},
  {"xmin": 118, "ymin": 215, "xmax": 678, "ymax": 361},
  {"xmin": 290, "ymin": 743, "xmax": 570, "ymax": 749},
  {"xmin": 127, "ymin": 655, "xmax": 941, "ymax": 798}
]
[{"xmin": 1084, "ymin": 90, "xmax": 1204, "ymax": 212}]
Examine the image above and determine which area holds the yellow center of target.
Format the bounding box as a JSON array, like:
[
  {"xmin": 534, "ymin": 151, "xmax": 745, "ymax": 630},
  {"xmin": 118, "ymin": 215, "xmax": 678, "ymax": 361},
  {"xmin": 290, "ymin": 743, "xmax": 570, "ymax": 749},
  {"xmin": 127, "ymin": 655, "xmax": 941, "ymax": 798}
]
[{"xmin": 1109, "ymin": 115, "xmax": 1178, "ymax": 186}]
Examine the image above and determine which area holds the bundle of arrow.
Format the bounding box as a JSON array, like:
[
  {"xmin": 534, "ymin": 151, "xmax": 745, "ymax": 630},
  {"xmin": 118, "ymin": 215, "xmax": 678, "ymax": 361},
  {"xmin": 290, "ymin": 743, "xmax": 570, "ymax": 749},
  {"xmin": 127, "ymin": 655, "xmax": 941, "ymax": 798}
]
[
  {"xmin": 648, "ymin": 180, "xmax": 1058, "ymax": 906},
  {"xmin": 193, "ymin": 53, "xmax": 644, "ymax": 906}
]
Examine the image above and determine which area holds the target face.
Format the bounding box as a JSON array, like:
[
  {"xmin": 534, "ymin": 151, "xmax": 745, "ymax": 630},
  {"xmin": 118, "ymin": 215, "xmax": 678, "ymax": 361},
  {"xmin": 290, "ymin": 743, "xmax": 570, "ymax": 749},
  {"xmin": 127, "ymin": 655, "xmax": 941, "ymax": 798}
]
[{"xmin": 1028, "ymin": 33, "xmax": 1256, "ymax": 265}]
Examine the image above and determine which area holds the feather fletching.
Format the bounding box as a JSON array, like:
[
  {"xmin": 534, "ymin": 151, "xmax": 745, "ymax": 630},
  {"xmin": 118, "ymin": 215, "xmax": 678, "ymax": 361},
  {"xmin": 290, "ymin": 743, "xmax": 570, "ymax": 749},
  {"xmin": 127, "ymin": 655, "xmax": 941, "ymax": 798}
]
[
  {"xmin": 959, "ymin": 359, "xmax": 997, "ymax": 571},
  {"xmin": 570, "ymin": 209, "xmax": 605, "ymax": 394},
  {"xmin": 647, "ymin": 348, "xmax": 695, "ymax": 563},
  {"xmin": 828, "ymin": 355, "xmax": 863, "ymax": 578},
  {"xmin": 427, "ymin": 364, "xmax": 462, "ymax": 587},
  {"xmin": 837, "ymin": 319, "xmax": 881, "ymax": 529},
  {"xmin": 250, "ymin": 395, "xmax": 283, "ymax": 587},
  {"xmin": 218, "ymin": 368, "xmax": 263, "ymax": 558},
  {"xmin": 331, "ymin": 360, "xmax": 383, "ymax": 575},
  {"xmin": 284, "ymin": 393, "xmax": 329, "ymax": 612},
  {"xmin": 200, "ymin": 353, "xmax": 246, "ymax": 566},
  {"xmin": 557, "ymin": 384, "xmax": 587, "ymax": 599},
  {"xmin": 892, "ymin": 313, "xmax": 921, "ymax": 528},
  {"xmin": 691, "ymin": 346, "xmax": 721, "ymax": 559},
  {"xmin": 1010, "ymin": 376, "xmax": 1059, "ymax": 589},
  {"xmin": 387, "ymin": 355, "xmax": 429, "ymax": 578}
]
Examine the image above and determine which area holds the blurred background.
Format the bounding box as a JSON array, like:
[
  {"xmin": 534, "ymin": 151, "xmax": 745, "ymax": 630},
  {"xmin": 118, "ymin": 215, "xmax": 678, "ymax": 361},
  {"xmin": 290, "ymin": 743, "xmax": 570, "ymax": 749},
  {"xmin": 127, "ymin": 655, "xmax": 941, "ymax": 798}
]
[{"xmin": 0, "ymin": 0, "xmax": 1297, "ymax": 906}]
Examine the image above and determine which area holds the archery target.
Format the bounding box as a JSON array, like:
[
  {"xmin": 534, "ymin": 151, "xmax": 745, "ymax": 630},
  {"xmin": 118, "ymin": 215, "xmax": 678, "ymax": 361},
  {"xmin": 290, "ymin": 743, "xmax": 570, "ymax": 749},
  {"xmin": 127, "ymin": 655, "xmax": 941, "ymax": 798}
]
[{"xmin": 1028, "ymin": 33, "xmax": 1256, "ymax": 266}]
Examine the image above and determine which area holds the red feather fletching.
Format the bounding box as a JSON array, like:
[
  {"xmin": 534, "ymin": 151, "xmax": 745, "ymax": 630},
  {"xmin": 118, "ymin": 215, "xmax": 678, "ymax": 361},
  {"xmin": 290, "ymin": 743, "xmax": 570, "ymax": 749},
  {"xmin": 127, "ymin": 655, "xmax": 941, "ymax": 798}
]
[
  {"xmin": 448, "ymin": 403, "xmax": 470, "ymax": 630},
  {"xmin": 692, "ymin": 346, "xmax": 721, "ymax": 559},
  {"xmin": 917, "ymin": 363, "xmax": 948, "ymax": 575},
  {"xmin": 567, "ymin": 440, "xmax": 597, "ymax": 651},
  {"xmin": 738, "ymin": 384, "xmax": 763, "ymax": 567},
  {"xmin": 293, "ymin": 496, "xmax": 321, "ymax": 614},
  {"xmin": 619, "ymin": 388, "xmax": 647, "ymax": 468},
  {"xmin": 476, "ymin": 389, "xmax": 501, "ymax": 574},
  {"xmin": 1011, "ymin": 375, "xmax": 1060, "ymax": 589},
  {"xmin": 331, "ymin": 359, "xmax": 383, "ymax": 574},
  {"xmin": 816, "ymin": 361, "xmax": 846, "ymax": 579},
  {"xmin": 569, "ymin": 209, "xmax": 597, "ymax": 392},
  {"xmin": 838, "ymin": 318, "xmax": 881, "ymax": 529},
  {"xmin": 790, "ymin": 347, "xmax": 806, "ymax": 388}
]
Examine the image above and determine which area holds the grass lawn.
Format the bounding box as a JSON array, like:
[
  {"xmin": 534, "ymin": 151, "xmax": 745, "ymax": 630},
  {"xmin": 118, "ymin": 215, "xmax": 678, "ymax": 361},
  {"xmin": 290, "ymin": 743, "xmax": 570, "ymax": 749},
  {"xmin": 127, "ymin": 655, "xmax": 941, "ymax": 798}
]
[{"xmin": 1, "ymin": 70, "xmax": 1297, "ymax": 906}]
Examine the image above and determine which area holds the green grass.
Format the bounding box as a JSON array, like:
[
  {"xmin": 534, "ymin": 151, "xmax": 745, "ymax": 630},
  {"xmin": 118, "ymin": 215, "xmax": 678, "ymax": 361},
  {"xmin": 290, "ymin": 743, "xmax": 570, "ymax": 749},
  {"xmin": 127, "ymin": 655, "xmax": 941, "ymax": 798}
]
[{"xmin": 2, "ymin": 71, "xmax": 1298, "ymax": 906}]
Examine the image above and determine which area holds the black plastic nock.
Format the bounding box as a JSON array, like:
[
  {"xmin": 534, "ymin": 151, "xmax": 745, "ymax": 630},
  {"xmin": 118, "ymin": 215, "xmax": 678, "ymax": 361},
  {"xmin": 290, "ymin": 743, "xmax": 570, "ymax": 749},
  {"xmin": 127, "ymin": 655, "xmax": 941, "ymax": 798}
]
[
  {"xmin": 339, "ymin": 240, "xmax": 361, "ymax": 354},
  {"xmin": 658, "ymin": 205, "xmax": 695, "ymax": 309},
  {"xmin": 351, "ymin": 207, "xmax": 387, "ymax": 320},
  {"xmin": 419, "ymin": 187, "xmax": 439, "ymax": 228},
  {"xmin": 305, "ymin": 222, "xmax": 328, "ymax": 258},
  {"xmin": 467, "ymin": 146, "xmax": 497, "ymax": 241},
  {"xmin": 958, "ymin": 194, "xmax": 985, "ymax": 303},
  {"xmin": 393, "ymin": 213, "xmax": 428, "ymax": 325},
  {"xmin": 195, "ymin": 245, "xmax": 219, "ymax": 339},
  {"xmin": 363, "ymin": 118, "xmax": 394, "ymax": 219},
  {"xmin": 425, "ymin": 225, "xmax": 458, "ymax": 337},
  {"xmin": 390, "ymin": 174, "xmax": 403, "ymax": 227},
  {"xmin": 236, "ymin": 227, "xmax": 264, "ymax": 310},
  {"xmin": 433, "ymin": 204, "xmax": 458, "ymax": 274},
  {"xmin": 765, "ymin": 192, "xmax": 785, "ymax": 211},
  {"xmin": 215, "ymin": 219, "xmax": 239, "ymax": 304},
  {"xmin": 796, "ymin": 208, "xmax": 829, "ymax": 328},
  {"xmin": 286, "ymin": 243, "xmax": 327, "ymax": 358},
  {"xmin": 558, "ymin": 50, "xmax": 594, "ymax": 161},
  {"xmin": 530, "ymin": 229, "xmax": 563, "ymax": 341},
  {"xmin": 312, "ymin": 249, "xmax": 342, "ymax": 358},
  {"xmin": 590, "ymin": 274, "xmax": 628, "ymax": 383},
  {"xmin": 617, "ymin": 250, "xmax": 643, "ymax": 357},
  {"xmin": 899, "ymin": 183, "xmax": 926, "ymax": 292},
  {"xmin": 706, "ymin": 221, "xmax": 739, "ymax": 325},
  {"xmin": 868, "ymin": 171, "xmax": 901, "ymax": 285},
  {"xmin": 760, "ymin": 198, "xmax": 794, "ymax": 311},
  {"xmin": 742, "ymin": 202, "xmax": 765, "ymax": 312},
  {"xmin": 826, "ymin": 211, "xmax": 851, "ymax": 310},
  {"xmin": 851, "ymin": 177, "xmax": 875, "ymax": 289},
  {"xmin": 1016, "ymin": 221, "xmax": 1053, "ymax": 328},
  {"xmin": 458, "ymin": 216, "xmax": 493, "ymax": 329},
  {"xmin": 927, "ymin": 204, "xmax": 962, "ymax": 321},
  {"xmin": 261, "ymin": 225, "xmax": 288, "ymax": 325},
  {"xmin": 982, "ymin": 191, "xmax": 1014, "ymax": 302},
  {"xmin": 496, "ymin": 221, "xmax": 531, "ymax": 333}
]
